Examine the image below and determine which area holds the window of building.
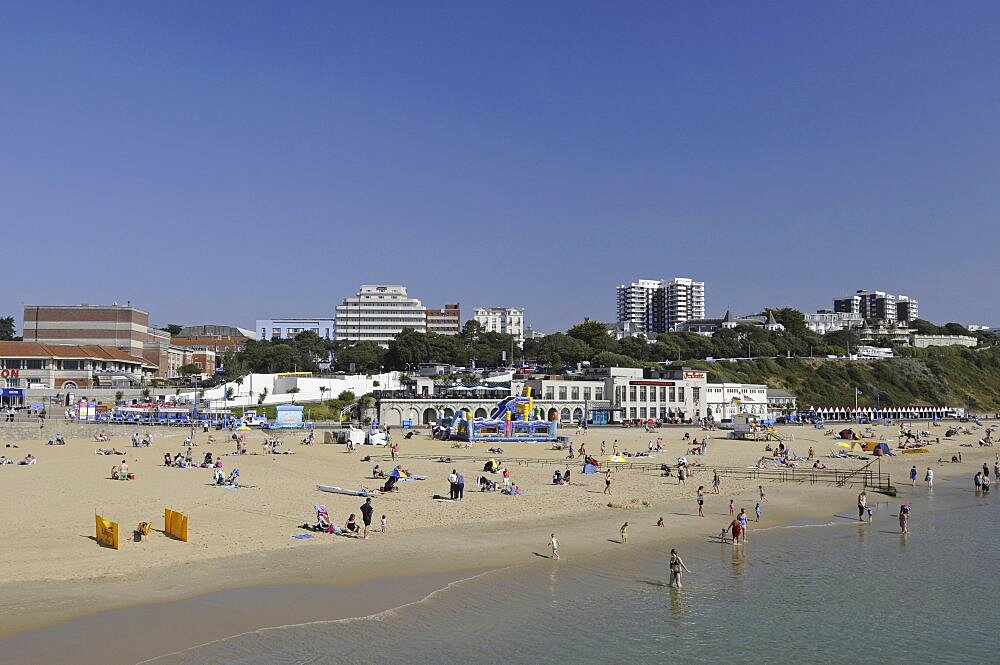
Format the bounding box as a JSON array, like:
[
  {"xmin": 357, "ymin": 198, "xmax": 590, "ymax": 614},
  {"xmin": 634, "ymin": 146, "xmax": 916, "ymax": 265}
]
[
  {"xmin": 659, "ymin": 387, "xmax": 666, "ymax": 402},
  {"xmin": 669, "ymin": 387, "xmax": 676, "ymax": 402},
  {"xmin": 62, "ymin": 360, "xmax": 82, "ymax": 371},
  {"xmin": 629, "ymin": 386, "xmax": 637, "ymax": 402},
  {"xmin": 558, "ymin": 386, "xmax": 567, "ymax": 400},
  {"xmin": 678, "ymin": 387, "xmax": 685, "ymax": 402},
  {"xmin": 692, "ymin": 387, "xmax": 700, "ymax": 402},
  {"xmin": 6, "ymin": 378, "xmax": 20, "ymax": 388},
  {"xmin": 24, "ymin": 359, "xmax": 43, "ymax": 370},
  {"xmin": 571, "ymin": 387, "xmax": 579, "ymax": 400},
  {"xmin": 583, "ymin": 387, "xmax": 591, "ymax": 401},
  {"xmin": 544, "ymin": 388, "xmax": 554, "ymax": 400},
  {"xmin": 639, "ymin": 386, "xmax": 646, "ymax": 402},
  {"xmin": 629, "ymin": 407, "xmax": 637, "ymax": 418},
  {"xmin": 4, "ymin": 359, "xmax": 20, "ymax": 369},
  {"xmin": 595, "ymin": 387, "xmax": 603, "ymax": 400},
  {"xmin": 639, "ymin": 407, "xmax": 647, "ymax": 419}
]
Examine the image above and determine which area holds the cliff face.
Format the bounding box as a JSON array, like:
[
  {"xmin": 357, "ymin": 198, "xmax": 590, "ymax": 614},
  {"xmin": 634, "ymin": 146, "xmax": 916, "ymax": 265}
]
[{"xmin": 682, "ymin": 347, "xmax": 1000, "ymax": 410}]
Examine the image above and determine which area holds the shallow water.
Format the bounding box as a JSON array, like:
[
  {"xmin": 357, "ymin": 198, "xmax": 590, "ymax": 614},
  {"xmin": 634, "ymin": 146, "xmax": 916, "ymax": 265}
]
[{"xmin": 142, "ymin": 480, "xmax": 998, "ymax": 665}]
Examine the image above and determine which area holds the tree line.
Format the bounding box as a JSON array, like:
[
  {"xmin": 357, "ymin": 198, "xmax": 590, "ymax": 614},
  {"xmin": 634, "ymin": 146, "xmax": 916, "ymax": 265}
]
[{"xmin": 216, "ymin": 309, "xmax": 996, "ymax": 378}]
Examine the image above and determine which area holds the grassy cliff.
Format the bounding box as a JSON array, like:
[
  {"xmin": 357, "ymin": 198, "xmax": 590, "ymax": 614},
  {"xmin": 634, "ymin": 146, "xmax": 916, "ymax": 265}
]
[{"xmin": 677, "ymin": 346, "xmax": 1000, "ymax": 410}]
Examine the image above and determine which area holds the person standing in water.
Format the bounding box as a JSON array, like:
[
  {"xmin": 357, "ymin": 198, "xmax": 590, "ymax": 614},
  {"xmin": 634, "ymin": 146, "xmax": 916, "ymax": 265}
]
[
  {"xmin": 857, "ymin": 491, "xmax": 868, "ymax": 522},
  {"xmin": 899, "ymin": 504, "xmax": 910, "ymax": 534},
  {"xmin": 910, "ymin": 465, "xmax": 918, "ymax": 487},
  {"xmin": 696, "ymin": 486, "xmax": 705, "ymax": 517},
  {"xmin": 668, "ymin": 548, "xmax": 691, "ymax": 588},
  {"xmin": 925, "ymin": 468, "xmax": 934, "ymax": 488},
  {"xmin": 549, "ymin": 533, "xmax": 560, "ymax": 560}
]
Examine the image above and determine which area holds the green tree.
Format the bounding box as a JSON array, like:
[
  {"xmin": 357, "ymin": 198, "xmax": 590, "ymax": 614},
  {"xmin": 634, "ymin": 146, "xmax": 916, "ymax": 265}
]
[
  {"xmin": 114, "ymin": 390, "xmax": 124, "ymax": 404},
  {"xmin": 0, "ymin": 316, "xmax": 16, "ymax": 340},
  {"xmin": 567, "ymin": 320, "xmax": 616, "ymax": 353},
  {"xmin": 334, "ymin": 341, "xmax": 385, "ymax": 373},
  {"xmin": 338, "ymin": 390, "xmax": 356, "ymax": 402},
  {"xmin": 179, "ymin": 363, "xmax": 201, "ymax": 376},
  {"xmin": 161, "ymin": 324, "xmax": 183, "ymax": 336}
]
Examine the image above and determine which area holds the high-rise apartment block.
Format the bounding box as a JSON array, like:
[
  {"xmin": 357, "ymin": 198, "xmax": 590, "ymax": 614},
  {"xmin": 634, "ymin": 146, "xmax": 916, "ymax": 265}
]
[
  {"xmin": 335, "ymin": 285, "xmax": 426, "ymax": 343},
  {"xmin": 616, "ymin": 278, "xmax": 705, "ymax": 333},
  {"xmin": 425, "ymin": 304, "xmax": 461, "ymax": 335},
  {"xmin": 834, "ymin": 290, "xmax": 919, "ymax": 324},
  {"xmin": 473, "ymin": 307, "xmax": 525, "ymax": 347}
]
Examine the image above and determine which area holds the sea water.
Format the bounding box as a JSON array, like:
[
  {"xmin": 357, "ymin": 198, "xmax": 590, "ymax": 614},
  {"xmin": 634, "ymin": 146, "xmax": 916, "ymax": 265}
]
[{"xmin": 145, "ymin": 481, "xmax": 998, "ymax": 665}]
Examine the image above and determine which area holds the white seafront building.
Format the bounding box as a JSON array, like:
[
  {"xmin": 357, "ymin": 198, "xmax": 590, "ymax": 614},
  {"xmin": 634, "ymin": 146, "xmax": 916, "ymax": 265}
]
[
  {"xmin": 255, "ymin": 318, "xmax": 336, "ymax": 340},
  {"xmin": 473, "ymin": 306, "xmax": 525, "ymax": 347},
  {"xmin": 335, "ymin": 285, "xmax": 426, "ymax": 344}
]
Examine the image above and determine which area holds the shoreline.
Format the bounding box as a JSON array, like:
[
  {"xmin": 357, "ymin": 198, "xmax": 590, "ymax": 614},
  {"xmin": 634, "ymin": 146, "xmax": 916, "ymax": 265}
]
[
  {"xmin": 1, "ymin": 419, "xmax": 985, "ymax": 660},
  {"xmin": 2, "ymin": 483, "xmax": 859, "ymax": 664}
]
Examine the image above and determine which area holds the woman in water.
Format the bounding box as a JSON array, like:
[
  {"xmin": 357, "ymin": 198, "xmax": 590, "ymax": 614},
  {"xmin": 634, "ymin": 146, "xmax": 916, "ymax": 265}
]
[{"xmin": 668, "ymin": 548, "xmax": 691, "ymax": 588}]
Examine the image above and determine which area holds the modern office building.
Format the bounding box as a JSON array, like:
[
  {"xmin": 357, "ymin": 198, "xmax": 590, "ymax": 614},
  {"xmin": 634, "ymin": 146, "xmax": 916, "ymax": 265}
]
[
  {"xmin": 23, "ymin": 303, "xmax": 152, "ymax": 356},
  {"xmin": 425, "ymin": 304, "xmax": 461, "ymax": 336},
  {"xmin": 255, "ymin": 318, "xmax": 336, "ymax": 341},
  {"xmin": 834, "ymin": 290, "xmax": 918, "ymax": 324},
  {"xmin": 335, "ymin": 285, "xmax": 427, "ymax": 343},
  {"xmin": 473, "ymin": 306, "xmax": 525, "ymax": 347},
  {"xmin": 617, "ymin": 278, "xmax": 705, "ymax": 333}
]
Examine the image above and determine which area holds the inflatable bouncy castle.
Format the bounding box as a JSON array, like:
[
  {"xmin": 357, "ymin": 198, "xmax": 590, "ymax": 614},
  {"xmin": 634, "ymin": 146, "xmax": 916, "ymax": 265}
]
[{"xmin": 448, "ymin": 387, "xmax": 559, "ymax": 442}]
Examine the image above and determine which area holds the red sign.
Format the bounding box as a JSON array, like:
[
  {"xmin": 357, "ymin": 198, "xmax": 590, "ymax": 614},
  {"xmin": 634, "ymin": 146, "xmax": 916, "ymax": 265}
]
[
  {"xmin": 629, "ymin": 380, "xmax": 675, "ymax": 386},
  {"xmin": 0, "ymin": 369, "xmax": 19, "ymax": 379},
  {"xmin": 683, "ymin": 371, "xmax": 705, "ymax": 380}
]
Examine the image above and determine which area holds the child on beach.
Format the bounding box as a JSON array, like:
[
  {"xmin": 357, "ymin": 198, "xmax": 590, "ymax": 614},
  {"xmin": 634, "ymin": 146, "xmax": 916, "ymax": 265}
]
[
  {"xmin": 656, "ymin": 517, "xmax": 664, "ymax": 527},
  {"xmin": 549, "ymin": 533, "xmax": 560, "ymax": 560},
  {"xmin": 620, "ymin": 522, "xmax": 629, "ymax": 544},
  {"xmin": 380, "ymin": 515, "xmax": 387, "ymax": 532},
  {"xmin": 758, "ymin": 485, "xmax": 767, "ymax": 501},
  {"xmin": 729, "ymin": 498, "xmax": 735, "ymax": 515},
  {"xmin": 755, "ymin": 502, "xmax": 761, "ymax": 522}
]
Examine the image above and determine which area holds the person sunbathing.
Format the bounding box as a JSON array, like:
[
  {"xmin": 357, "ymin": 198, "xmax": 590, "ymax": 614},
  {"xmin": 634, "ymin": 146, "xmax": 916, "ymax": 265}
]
[
  {"xmin": 373, "ymin": 464, "xmax": 386, "ymax": 479},
  {"xmin": 813, "ymin": 460, "xmax": 828, "ymax": 469},
  {"xmin": 19, "ymin": 454, "xmax": 37, "ymax": 465},
  {"xmin": 756, "ymin": 457, "xmax": 770, "ymax": 469},
  {"xmin": 345, "ymin": 514, "xmax": 360, "ymax": 535}
]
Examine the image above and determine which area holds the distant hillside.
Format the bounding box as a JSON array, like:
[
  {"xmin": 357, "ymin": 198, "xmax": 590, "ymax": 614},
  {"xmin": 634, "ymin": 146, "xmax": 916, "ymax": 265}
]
[{"xmin": 677, "ymin": 346, "xmax": 1000, "ymax": 411}]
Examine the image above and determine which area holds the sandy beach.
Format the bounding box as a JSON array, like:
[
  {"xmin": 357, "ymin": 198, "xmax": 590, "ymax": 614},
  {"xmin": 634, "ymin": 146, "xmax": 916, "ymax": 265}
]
[{"xmin": 1, "ymin": 417, "xmax": 993, "ymax": 657}]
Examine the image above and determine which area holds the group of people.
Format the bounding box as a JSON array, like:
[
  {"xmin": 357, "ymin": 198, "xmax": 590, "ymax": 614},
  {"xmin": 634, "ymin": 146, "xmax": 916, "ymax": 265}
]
[
  {"xmin": 552, "ymin": 468, "xmax": 572, "ymax": 485},
  {"xmin": 447, "ymin": 468, "xmax": 466, "ymax": 499},
  {"xmin": 306, "ymin": 498, "xmax": 384, "ymax": 539},
  {"xmin": 0, "ymin": 454, "xmax": 35, "ymax": 465}
]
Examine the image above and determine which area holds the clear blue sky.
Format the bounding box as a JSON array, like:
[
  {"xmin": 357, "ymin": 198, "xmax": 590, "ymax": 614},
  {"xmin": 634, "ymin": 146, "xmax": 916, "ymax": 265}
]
[{"xmin": 3, "ymin": 2, "xmax": 998, "ymax": 333}]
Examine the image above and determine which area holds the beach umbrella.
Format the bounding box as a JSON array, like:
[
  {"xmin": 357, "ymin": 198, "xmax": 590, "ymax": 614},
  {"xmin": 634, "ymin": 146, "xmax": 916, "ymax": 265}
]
[{"xmin": 837, "ymin": 442, "xmax": 854, "ymax": 448}]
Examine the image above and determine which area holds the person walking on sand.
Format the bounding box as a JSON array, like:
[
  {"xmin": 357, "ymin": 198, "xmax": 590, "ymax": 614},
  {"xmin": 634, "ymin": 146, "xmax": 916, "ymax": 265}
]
[
  {"xmin": 600, "ymin": 441, "xmax": 606, "ymax": 456},
  {"xmin": 502, "ymin": 467, "xmax": 511, "ymax": 490},
  {"xmin": 910, "ymin": 465, "xmax": 918, "ymax": 487},
  {"xmin": 604, "ymin": 469, "xmax": 613, "ymax": 495},
  {"xmin": 360, "ymin": 497, "xmax": 374, "ymax": 539},
  {"xmin": 668, "ymin": 548, "xmax": 691, "ymax": 588},
  {"xmin": 758, "ymin": 485, "xmax": 767, "ymax": 502},
  {"xmin": 697, "ymin": 486, "xmax": 705, "ymax": 517},
  {"xmin": 712, "ymin": 470, "xmax": 721, "ymax": 494},
  {"xmin": 549, "ymin": 533, "xmax": 560, "ymax": 560},
  {"xmin": 620, "ymin": 521, "xmax": 629, "ymax": 544},
  {"xmin": 925, "ymin": 467, "xmax": 934, "ymax": 489},
  {"xmin": 857, "ymin": 491, "xmax": 868, "ymax": 522},
  {"xmin": 729, "ymin": 498, "xmax": 735, "ymax": 516}
]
